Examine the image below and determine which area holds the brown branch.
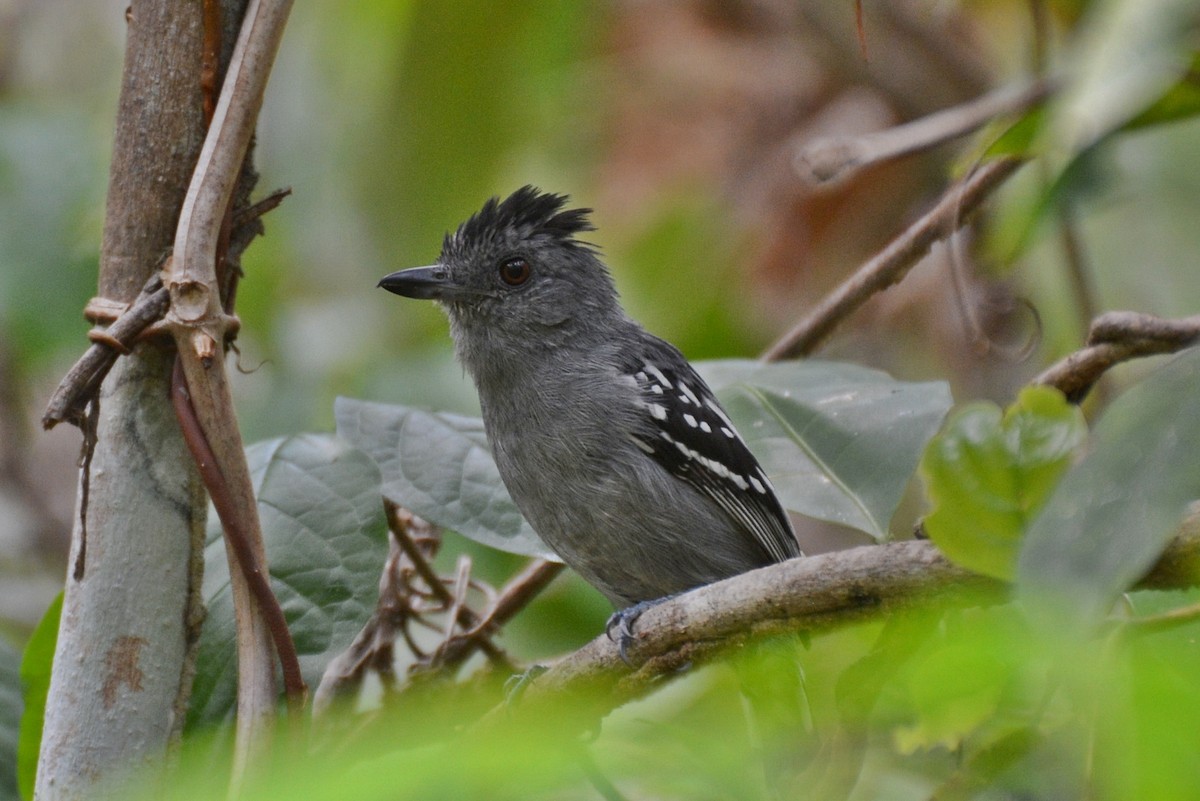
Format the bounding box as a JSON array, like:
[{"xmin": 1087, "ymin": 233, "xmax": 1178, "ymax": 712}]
[
  {"xmin": 763, "ymin": 157, "xmax": 1026, "ymax": 361},
  {"xmin": 486, "ymin": 523, "xmax": 1200, "ymax": 733},
  {"xmin": 796, "ymin": 81, "xmax": 1048, "ymax": 185},
  {"xmin": 1034, "ymin": 312, "xmax": 1200, "ymax": 403},
  {"xmin": 426, "ymin": 558, "xmax": 565, "ymax": 673}
]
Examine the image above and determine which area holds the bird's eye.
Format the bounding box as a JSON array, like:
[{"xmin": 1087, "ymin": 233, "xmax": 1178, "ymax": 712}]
[{"xmin": 498, "ymin": 257, "xmax": 531, "ymax": 286}]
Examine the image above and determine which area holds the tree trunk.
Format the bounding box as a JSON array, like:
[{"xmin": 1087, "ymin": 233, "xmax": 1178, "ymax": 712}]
[{"xmin": 35, "ymin": 2, "xmax": 247, "ymax": 797}]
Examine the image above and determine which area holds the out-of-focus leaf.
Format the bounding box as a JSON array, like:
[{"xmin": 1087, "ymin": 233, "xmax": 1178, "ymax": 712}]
[
  {"xmin": 1050, "ymin": 0, "xmax": 1198, "ymax": 157},
  {"xmin": 921, "ymin": 387, "xmax": 1087, "ymax": 580},
  {"xmin": 1017, "ymin": 347, "xmax": 1200, "ymax": 628},
  {"xmin": 892, "ymin": 641, "xmax": 1008, "ymax": 754},
  {"xmin": 1122, "ymin": 53, "xmax": 1200, "ymax": 131},
  {"xmin": 699, "ymin": 360, "xmax": 953, "ymax": 540},
  {"xmin": 16, "ymin": 593, "xmax": 61, "ymax": 801},
  {"xmin": 984, "ymin": 1, "xmax": 1198, "ymax": 264},
  {"xmin": 188, "ymin": 435, "xmax": 388, "ymax": 728},
  {"xmin": 334, "ymin": 397, "xmax": 553, "ymax": 560}
]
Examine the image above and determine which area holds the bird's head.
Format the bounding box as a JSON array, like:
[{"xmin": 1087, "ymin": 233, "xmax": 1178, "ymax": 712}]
[{"xmin": 379, "ymin": 187, "xmax": 621, "ymax": 343}]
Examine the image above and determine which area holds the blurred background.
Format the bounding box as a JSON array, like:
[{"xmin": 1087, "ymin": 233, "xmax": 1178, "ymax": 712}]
[{"xmin": 2, "ymin": 0, "xmax": 1198, "ymax": 651}]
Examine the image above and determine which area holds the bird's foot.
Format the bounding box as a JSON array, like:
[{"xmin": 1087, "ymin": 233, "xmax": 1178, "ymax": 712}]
[{"xmin": 606, "ymin": 595, "xmax": 675, "ymax": 665}]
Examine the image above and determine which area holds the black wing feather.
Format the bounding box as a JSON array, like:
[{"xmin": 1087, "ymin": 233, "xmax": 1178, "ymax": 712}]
[{"xmin": 622, "ymin": 337, "xmax": 800, "ymax": 563}]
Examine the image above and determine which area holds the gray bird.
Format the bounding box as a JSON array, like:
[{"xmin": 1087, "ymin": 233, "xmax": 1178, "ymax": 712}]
[{"xmin": 379, "ymin": 187, "xmax": 800, "ymax": 639}]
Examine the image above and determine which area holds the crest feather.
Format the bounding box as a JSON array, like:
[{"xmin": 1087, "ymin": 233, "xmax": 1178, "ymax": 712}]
[{"xmin": 446, "ymin": 186, "xmax": 595, "ymax": 254}]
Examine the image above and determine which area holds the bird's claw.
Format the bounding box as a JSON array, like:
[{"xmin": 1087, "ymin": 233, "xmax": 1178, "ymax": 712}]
[{"xmin": 605, "ymin": 599, "xmax": 662, "ymax": 665}]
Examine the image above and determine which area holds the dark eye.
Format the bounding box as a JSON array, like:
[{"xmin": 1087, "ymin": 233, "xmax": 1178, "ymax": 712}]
[{"xmin": 498, "ymin": 257, "xmax": 531, "ymax": 286}]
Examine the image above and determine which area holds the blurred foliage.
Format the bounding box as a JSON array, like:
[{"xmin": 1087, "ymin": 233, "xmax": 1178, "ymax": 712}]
[{"xmin": 4, "ymin": 0, "xmax": 1200, "ymax": 797}]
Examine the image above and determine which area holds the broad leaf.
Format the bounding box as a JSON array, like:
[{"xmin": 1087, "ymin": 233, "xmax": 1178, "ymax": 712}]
[
  {"xmin": 335, "ymin": 397, "xmax": 553, "ymax": 559},
  {"xmin": 1017, "ymin": 347, "xmax": 1200, "ymax": 629},
  {"xmin": 699, "ymin": 360, "xmax": 953, "ymax": 540},
  {"xmin": 188, "ymin": 435, "xmax": 388, "ymax": 728},
  {"xmin": 921, "ymin": 387, "xmax": 1087, "ymax": 580}
]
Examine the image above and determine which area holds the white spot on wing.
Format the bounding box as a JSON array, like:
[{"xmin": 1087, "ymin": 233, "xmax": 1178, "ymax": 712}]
[
  {"xmin": 678, "ymin": 381, "xmax": 701, "ymax": 406},
  {"xmin": 683, "ymin": 413, "xmax": 697, "ymax": 428}
]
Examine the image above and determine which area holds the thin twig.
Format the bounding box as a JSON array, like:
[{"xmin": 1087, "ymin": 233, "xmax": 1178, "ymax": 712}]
[
  {"xmin": 795, "ymin": 81, "xmax": 1048, "ymax": 185},
  {"xmin": 170, "ymin": 359, "xmax": 304, "ymax": 701},
  {"xmin": 386, "ymin": 502, "xmax": 509, "ymax": 666},
  {"xmin": 1125, "ymin": 600, "xmax": 1200, "ymax": 635},
  {"xmin": 762, "ymin": 157, "xmax": 1026, "ymax": 361},
  {"xmin": 1034, "ymin": 312, "xmax": 1200, "ymax": 403},
  {"xmin": 427, "ymin": 558, "xmax": 565, "ymax": 672}
]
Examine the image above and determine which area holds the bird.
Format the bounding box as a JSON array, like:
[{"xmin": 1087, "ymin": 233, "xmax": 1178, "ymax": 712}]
[{"xmin": 378, "ymin": 186, "xmax": 801, "ymax": 651}]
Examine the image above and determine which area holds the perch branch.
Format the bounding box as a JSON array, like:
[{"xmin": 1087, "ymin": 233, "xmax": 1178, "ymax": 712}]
[
  {"xmin": 486, "ymin": 523, "xmax": 1200, "ymax": 732},
  {"xmin": 763, "ymin": 157, "xmax": 1025, "ymax": 360}
]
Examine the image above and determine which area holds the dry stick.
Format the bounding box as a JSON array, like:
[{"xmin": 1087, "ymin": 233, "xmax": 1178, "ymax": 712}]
[
  {"xmin": 762, "ymin": 157, "xmax": 1025, "ymax": 361},
  {"xmin": 795, "ymin": 81, "xmax": 1047, "ymax": 185},
  {"xmin": 41, "ymin": 276, "xmax": 170, "ymax": 430},
  {"xmin": 429, "ymin": 559, "xmax": 565, "ymax": 672},
  {"xmin": 163, "ymin": 0, "xmax": 296, "ymax": 783},
  {"xmin": 386, "ymin": 503, "xmax": 509, "ymax": 666}
]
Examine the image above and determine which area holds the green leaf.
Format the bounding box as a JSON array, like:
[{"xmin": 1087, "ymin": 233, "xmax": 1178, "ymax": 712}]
[
  {"xmin": 188, "ymin": 435, "xmax": 388, "ymax": 728},
  {"xmin": 921, "ymin": 387, "xmax": 1087, "ymax": 580},
  {"xmin": 334, "ymin": 397, "xmax": 554, "ymax": 560},
  {"xmin": 16, "ymin": 593, "xmax": 62, "ymax": 801},
  {"xmin": 1017, "ymin": 347, "xmax": 1200, "ymax": 628},
  {"xmin": 698, "ymin": 360, "xmax": 953, "ymax": 540}
]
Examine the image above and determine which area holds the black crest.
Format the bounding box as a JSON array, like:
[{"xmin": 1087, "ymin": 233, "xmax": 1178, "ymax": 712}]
[{"xmin": 446, "ymin": 186, "xmax": 595, "ymax": 255}]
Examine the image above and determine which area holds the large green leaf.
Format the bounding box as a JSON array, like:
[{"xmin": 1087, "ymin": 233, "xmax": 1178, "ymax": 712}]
[
  {"xmin": 334, "ymin": 397, "xmax": 554, "ymax": 560},
  {"xmin": 338, "ymin": 362, "xmax": 949, "ymax": 553},
  {"xmin": 921, "ymin": 387, "xmax": 1087, "ymax": 580},
  {"xmin": 698, "ymin": 360, "xmax": 953, "ymax": 540},
  {"xmin": 15, "ymin": 593, "xmax": 61, "ymax": 801},
  {"xmin": 1017, "ymin": 347, "xmax": 1200, "ymax": 628},
  {"xmin": 188, "ymin": 435, "xmax": 388, "ymax": 728}
]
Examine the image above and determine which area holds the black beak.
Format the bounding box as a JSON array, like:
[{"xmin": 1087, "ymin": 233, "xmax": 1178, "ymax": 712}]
[{"xmin": 378, "ymin": 265, "xmax": 470, "ymax": 301}]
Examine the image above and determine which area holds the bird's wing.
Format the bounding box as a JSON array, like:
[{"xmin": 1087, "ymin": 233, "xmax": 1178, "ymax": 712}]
[{"xmin": 621, "ymin": 337, "xmax": 800, "ymax": 563}]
